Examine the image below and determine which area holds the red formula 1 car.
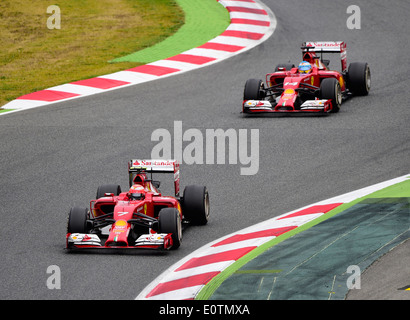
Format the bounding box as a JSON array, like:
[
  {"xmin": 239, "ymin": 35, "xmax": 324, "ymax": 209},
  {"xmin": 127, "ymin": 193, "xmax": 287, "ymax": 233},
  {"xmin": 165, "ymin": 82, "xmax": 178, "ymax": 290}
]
[
  {"xmin": 242, "ymin": 41, "xmax": 371, "ymax": 115},
  {"xmin": 66, "ymin": 159, "xmax": 209, "ymax": 251}
]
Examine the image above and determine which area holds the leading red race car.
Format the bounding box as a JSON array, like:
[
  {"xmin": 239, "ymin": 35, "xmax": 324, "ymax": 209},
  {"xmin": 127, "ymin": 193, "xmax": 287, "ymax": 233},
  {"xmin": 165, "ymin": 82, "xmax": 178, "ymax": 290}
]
[
  {"xmin": 66, "ymin": 159, "xmax": 209, "ymax": 251},
  {"xmin": 242, "ymin": 41, "xmax": 371, "ymax": 115}
]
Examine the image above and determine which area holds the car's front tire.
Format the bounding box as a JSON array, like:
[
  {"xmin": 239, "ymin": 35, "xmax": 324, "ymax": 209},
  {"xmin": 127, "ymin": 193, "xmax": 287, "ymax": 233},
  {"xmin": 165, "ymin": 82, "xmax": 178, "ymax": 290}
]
[
  {"xmin": 67, "ymin": 207, "xmax": 89, "ymax": 234},
  {"xmin": 320, "ymin": 78, "xmax": 342, "ymax": 113},
  {"xmin": 158, "ymin": 208, "xmax": 182, "ymax": 250},
  {"xmin": 244, "ymin": 78, "xmax": 264, "ymax": 101}
]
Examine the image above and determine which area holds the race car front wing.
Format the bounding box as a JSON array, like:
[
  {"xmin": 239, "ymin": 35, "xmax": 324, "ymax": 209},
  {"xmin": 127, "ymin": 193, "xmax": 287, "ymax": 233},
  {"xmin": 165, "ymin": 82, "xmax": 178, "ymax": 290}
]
[
  {"xmin": 243, "ymin": 99, "xmax": 332, "ymax": 113},
  {"xmin": 66, "ymin": 232, "xmax": 174, "ymax": 250}
]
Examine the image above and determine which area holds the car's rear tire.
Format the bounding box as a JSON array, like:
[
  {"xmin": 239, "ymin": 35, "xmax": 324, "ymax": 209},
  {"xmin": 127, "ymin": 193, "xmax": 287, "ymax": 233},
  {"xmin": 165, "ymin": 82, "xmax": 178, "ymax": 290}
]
[
  {"xmin": 320, "ymin": 78, "xmax": 342, "ymax": 113},
  {"xmin": 243, "ymin": 78, "xmax": 264, "ymax": 101},
  {"xmin": 182, "ymin": 185, "xmax": 209, "ymax": 225},
  {"xmin": 67, "ymin": 207, "xmax": 89, "ymax": 234},
  {"xmin": 274, "ymin": 63, "xmax": 295, "ymax": 71},
  {"xmin": 96, "ymin": 184, "xmax": 121, "ymax": 199},
  {"xmin": 348, "ymin": 62, "xmax": 371, "ymax": 96},
  {"xmin": 158, "ymin": 208, "xmax": 182, "ymax": 250}
]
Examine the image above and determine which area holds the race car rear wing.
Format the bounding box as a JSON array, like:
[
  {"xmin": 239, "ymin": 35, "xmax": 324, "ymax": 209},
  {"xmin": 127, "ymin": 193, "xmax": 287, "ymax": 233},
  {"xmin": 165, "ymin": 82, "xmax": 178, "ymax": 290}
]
[
  {"xmin": 128, "ymin": 159, "xmax": 180, "ymax": 196},
  {"xmin": 302, "ymin": 41, "xmax": 347, "ymax": 72}
]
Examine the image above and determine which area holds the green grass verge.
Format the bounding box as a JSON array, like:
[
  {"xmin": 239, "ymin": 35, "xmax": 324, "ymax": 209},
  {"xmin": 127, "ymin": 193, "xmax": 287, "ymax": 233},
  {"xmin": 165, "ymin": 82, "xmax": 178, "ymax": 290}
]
[
  {"xmin": 1, "ymin": 0, "xmax": 229, "ymax": 108},
  {"xmin": 196, "ymin": 176, "xmax": 410, "ymax": 300},
  {"xmin": 111, "ymin": 0, "xmax": 230, "ymax": 64},
  {"xmin": 1, "ymin": 0, "xmax": 184, "ymax": 107}
]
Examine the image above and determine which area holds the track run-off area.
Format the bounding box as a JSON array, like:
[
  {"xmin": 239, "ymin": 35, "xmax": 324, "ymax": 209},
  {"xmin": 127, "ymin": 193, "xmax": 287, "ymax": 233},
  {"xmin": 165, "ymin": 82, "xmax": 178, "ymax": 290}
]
[{"xmin": 0, "ymin": 0, "xmax": 409, "ymax": 306}]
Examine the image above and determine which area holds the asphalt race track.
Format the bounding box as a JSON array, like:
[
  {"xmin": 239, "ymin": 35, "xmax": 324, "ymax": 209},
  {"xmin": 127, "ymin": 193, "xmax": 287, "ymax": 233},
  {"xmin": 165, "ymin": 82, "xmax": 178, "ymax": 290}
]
[{"xmin": 1, "ymin": 0, "xmax": 409, "ymax": 300}]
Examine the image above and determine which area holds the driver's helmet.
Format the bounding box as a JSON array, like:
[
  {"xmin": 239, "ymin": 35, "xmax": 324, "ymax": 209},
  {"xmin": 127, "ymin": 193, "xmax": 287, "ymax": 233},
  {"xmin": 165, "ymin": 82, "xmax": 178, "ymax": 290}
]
[
  {"xmin": 129, "ymin": 183, "xmax": 146, "ymax": 200},
  {"xmin": 298, "ymin": 61, "xmax": 312, "ymax": 74}
]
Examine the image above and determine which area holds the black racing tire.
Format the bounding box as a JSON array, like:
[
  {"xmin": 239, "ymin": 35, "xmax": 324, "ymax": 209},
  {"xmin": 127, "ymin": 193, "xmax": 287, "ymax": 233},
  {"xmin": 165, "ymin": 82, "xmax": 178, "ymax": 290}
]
[
  {"xmin": 320, "ymin": 78, "xmax": 342, "ymax": 113},
  {"xmin": 182, "ymin": 185, "xmax": 209, "ymax": 225},
  {"xmin": 274, "ymin": 63, "xmax": 295, "ymax": 71},
  {"xmin": 96, "ymin": 184, "xmax": 121, "ymax": 199},
  {"xmin": 243, "ymin": 78, "xmax": 264, "ymax": 101},
  {"xmin": 158, "ymin": 208, "xmax": 182, "ymax": 250},
  {"xmin": 348, "ymin": 62, "xmax": 371, "ymax": 96},
  {"xmin": 67, "ymin": 207, "xmax": 89, "ymax": 234}
]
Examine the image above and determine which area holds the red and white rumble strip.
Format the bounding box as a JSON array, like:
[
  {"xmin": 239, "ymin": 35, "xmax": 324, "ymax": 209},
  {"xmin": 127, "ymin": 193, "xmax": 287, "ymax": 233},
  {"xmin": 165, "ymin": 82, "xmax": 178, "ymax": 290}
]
[
  {"xmin": 136, "ymin": 174, "xmax": 410, "ymax": 300},
  {"xmin": 2, "ymin": 0, "xmax": 276, "ymax": 113},
  {"xmin": 136, "ymin": 203, "xmax": 342, "ymax": 300}
]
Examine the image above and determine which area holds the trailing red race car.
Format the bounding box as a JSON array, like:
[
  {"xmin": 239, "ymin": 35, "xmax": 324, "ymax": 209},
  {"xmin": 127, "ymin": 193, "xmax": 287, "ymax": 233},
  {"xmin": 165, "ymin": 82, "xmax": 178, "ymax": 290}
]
[
  {"xmin": 66, "ymin": 159, "xmax": 209, "ymax": 251},
  {"xmin": 242, "ymin": 41, "xmax": 371, "ymax": 115}
]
